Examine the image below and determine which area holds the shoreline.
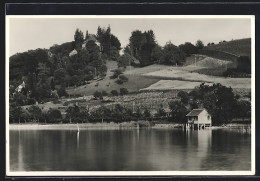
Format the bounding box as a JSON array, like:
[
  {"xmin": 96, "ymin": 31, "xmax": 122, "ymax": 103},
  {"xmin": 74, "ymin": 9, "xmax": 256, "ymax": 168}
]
[{"xmin": 8, "ymin": 123, "xmax": 251, "ymax": 130}]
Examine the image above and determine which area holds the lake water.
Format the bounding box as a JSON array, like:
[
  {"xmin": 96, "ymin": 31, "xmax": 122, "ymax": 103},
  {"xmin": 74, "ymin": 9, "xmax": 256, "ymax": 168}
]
[{"xmin": 9, "ymin": 128, "xmax": 251, "ymax": 171}]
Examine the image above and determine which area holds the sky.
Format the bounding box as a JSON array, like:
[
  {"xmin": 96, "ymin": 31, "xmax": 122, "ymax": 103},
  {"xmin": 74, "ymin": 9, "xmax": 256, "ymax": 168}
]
[{"xmin": 7, "ymin": 16, "xmax": 252, "ymax": 56}]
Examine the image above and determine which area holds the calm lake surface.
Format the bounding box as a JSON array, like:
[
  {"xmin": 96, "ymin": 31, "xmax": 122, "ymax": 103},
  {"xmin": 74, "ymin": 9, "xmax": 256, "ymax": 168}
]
[{"xmin": 9, "ymin": 128, "xmax": 251, "ymax": 171}]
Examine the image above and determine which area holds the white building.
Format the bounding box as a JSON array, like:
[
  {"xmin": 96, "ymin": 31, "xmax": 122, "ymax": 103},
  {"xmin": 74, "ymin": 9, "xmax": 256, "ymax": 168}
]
[{"xmin": 186, "ymin": 109, "xmax": 212, "ymax": 129}]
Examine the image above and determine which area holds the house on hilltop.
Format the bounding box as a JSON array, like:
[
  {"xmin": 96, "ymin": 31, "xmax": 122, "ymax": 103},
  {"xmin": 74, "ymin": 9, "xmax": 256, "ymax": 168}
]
[
  {"xmin": 15, "ymin": 81, "xmax": 25, "ymax": 93},
  {"xmin": 186, "ymin": 109, "xmax": 212, "ymax": 129},
  {"xmin": 69, "ymin": 34, "xmax": 101, "ymax": 57}
]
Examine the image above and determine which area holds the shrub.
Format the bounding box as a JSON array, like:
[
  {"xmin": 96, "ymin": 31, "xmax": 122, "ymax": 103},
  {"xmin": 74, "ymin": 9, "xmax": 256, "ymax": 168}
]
[
  {"xmin": 111, "ymin": 90, "xmax": 119, "ymax": 96},
  {"xmin": 93, "ymin": 91, "xmax": 102, "ymax": 99},
  {"xmin": 57, "ymin": 86, "xmax": 68, "ymax": 97},
  {"xmin": 120, "ymin": 88, "xmax": 128, "ymax": 95},
  {"xmin": 115, "ymin": 75, "xmax": 128, "ymax": 85},
  {"xmin": 47, "ymin": 109, "xmax": 62, "ymax": 122},
  {"xmin": 110, "ymin": 69, "xmax": 123, "ymax": 79},
  {"xmin": 115, "ymin": 79, "xmax": 124, "ymax": 84},
  {"xmin": 101, "ymin": 90, "xmax": 108, "ymax": 96},
  {"xmin": 119, "ymin": 75, "xmax": 128, "ymax": 82}
]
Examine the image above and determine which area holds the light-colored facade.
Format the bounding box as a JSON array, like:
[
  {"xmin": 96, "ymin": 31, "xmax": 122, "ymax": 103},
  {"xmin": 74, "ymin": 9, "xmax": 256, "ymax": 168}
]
[{"xmin": 186, "ymin": 109, "xmax": 212, "ymax": 129}]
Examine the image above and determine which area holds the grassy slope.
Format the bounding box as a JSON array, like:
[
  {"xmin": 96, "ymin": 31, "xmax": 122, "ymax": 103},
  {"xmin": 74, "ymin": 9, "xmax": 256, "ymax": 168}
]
[
  {"xmin": 66, "ymin": 38, "xmax": 251, "ymax": 96},
  {"xmin": 203, "ymin": 38, "xmax": 251, "ymax": 57},
  {"xmin": 66, "ymin": 61, "xmax": 163, "ymax": 96}
]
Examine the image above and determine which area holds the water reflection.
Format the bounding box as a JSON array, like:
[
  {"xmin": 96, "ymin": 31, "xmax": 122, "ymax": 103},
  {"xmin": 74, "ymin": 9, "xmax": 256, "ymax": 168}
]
[
  {"xmin": 9, "ymin": 127, "xmax": 251, "ymax": 171},
  {"xmin": 77, "ymin": 131, "xmax": 80, "ymax": 150}
]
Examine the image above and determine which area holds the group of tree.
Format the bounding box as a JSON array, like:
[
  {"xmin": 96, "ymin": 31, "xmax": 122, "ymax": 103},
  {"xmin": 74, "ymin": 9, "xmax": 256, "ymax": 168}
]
[
  {"xmin": 9, "ymin": 26, "xmax": 122, "ymax": 106},
  {"xmin": 124, "ymin": 30, "xmax": 203, "ymax": 66},
  {"xmin": 96, "ymin": 25, "xmax": 121, "ymax": 61},
  {"xmin": 168, "ymin": 83, "xmax": 251, "ymax": 125},
  {"xmin": 9, "ymin": 105, "xmax": 63, "ymax": 124},
  {"xmin": 10, "ymin": 83, "xmax": 250, "ymax": 125}
]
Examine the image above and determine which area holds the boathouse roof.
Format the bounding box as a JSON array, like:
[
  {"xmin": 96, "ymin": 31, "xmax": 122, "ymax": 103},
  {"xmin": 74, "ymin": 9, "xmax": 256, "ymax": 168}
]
[{"xmin": 186, "ymin": 109, "xmax": 204, "ymax": 117}]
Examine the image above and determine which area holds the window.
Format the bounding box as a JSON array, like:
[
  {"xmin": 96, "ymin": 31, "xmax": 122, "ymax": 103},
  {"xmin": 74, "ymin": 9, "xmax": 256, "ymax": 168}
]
[{"xmin": 207, "ymin": 115, "xmax": 210, "ymax": 120}]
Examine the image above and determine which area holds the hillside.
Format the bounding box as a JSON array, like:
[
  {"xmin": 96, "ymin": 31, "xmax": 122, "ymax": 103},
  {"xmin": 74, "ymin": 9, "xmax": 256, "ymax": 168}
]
[{"xmin": 202, "ymin": 38, "xmax": 251, "ymax": 58}]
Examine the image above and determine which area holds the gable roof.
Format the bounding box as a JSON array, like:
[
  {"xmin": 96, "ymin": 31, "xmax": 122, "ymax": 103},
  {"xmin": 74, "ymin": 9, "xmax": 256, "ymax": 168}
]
[{"xmin": 186, "ymin": 109, "xmax": 204, "ymax": 117}]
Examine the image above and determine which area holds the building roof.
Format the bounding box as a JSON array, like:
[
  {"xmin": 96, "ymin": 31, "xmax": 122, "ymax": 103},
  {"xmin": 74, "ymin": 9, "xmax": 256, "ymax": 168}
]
[{"xmin": 186, "ymin": 109, "xmax": 204, "ymax": 117}]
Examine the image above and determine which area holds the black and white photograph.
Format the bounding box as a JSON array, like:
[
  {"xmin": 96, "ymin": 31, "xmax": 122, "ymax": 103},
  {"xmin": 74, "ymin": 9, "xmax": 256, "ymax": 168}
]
[{"xmin": 6, "ymin": 15, "xmax": 255, "ymax": 176}]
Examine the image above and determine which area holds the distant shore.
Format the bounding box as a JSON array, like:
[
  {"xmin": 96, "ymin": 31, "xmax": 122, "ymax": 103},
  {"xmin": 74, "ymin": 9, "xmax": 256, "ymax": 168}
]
[{"xmin": 9, "ymin": 122, "xmax": 250, "ymax": 130}]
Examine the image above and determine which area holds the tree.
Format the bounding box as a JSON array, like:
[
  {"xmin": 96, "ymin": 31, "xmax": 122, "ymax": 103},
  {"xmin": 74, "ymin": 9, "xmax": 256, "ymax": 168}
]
[
  {"xmin": 50, "ymin": 78, "xmax": 55, "ymax": 90},
  {"xmin": 111, "ymin": 104, "xmax": 125, "ymax": 123},
  {"xmin": 179, "ymin": 42, "xmax": 198, "ymax": 57},
  {"xmin": 74, "ymin": 28, "xmax": 84, "ymax": 52},
  {"xmin": 66, "ymin": 105, "xmax": 83, "ymax": 123},
  {"xmin": 110, "ymin": 46, "xmax": 120, "ymax": 61},
  {"xmin": 196, "ymin": 83, "xmax": 237, "ymax": 125},
  {"xmin": 161, "ymin": 42, "xmax": 186, "ymax": 65},
  {"xmin": 155, "ymin": 105, "xmax": 167, "ymax": 120},
  {"xmin": 177, "ymin": 91, "xmax": 189, "ymax": 105},
  {"xmin": 9, "ymin": 106, "xmax": 23, "ymax": 123},
  {"xmin": 196, "ymin": 40, "xmax": 204, "ymax": 49},
  {"xmin": 237, "ymin": 56, "xmax": 251, "ymax": 74},
  {"xmin": 57, "ymin": 86, "xmax": 68, "ymax": 97},
  {"xmin": 96, "ymin": 26, "xmax": 121, "ymax": 59},
  {"xmin": 54, "ymin": 68, "xmax": 66, "ymax": 85},
  {"xmin": 168, "ymin": 101, "xmax": 188, "ymax": 123},
  {"xmin": 134, "ymin": 107, "xmax": 142, "ymax": 121},
  {"xmin": 151, "ymin": 45, "xmax": 163, "ymax": 63},
  {"xmin": 118, "ymin": 54, "xmax": 132, "ymax": 68},
  {"xmin": 47, "ymin": 109, "xmax": 62, "ymax": 122},
  {"xmin": 28, "ymin": 105, "xmax": 42, "ymax": 122},
  {"xmin": 236, "ymin": 100, "xmax": 251, "ymax": 121},
  {"xmin": 143, "ymin": 108, "xmax": 151, "ymax": 121},
  {"xmin": 139, "ymin": 30, "xmax": 156, "ymax": 66},
  {"xmin": 110, "ymin": 34, "xmax": 121, "ymax": 50},
  {"xmin": 12, "ymin": 92, "xmax": 27, "ymax": 106},
  {"xmin": 129, "ymin": 30, "xmax": 145, "ymax": 58}
]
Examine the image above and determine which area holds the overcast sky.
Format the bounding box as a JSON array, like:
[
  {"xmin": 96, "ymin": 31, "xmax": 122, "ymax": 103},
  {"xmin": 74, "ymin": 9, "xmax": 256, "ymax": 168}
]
[{"xmin": 7, "ymin": 16, "xmax": 252, "ymax": 56}]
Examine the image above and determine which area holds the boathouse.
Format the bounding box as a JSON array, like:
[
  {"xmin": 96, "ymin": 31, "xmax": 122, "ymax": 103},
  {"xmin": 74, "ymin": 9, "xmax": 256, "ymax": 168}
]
[{"xmin": 186, "ymin": 109, "xmax": 212, "ymax": 129}]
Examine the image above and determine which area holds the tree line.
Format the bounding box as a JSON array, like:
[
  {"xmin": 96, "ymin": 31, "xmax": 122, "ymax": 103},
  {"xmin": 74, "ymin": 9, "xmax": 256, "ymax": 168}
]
[
  {"xmin": 121, "ymin": 30, "xmax": 204, "ymax": 67},
  {"xmin": 9, "ymin": 26, "xmax": 122, "ymax": 106},
  {"xmin": 10, "ymin": 83, "xmax": 251, "ymax": 125}
]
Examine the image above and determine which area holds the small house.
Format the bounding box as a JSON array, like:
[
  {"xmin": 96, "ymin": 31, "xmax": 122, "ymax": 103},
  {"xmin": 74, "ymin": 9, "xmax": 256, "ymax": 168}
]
[
  {"xmin": 186, "ymin": 109, "xmax": 212, "ymax": 129},
  {"xmin": 15, "ymin": 81, "xmax": 25, "ymax": 93}
]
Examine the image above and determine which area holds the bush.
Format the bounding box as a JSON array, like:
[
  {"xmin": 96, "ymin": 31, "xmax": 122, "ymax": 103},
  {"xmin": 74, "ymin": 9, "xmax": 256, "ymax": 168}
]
[
  {"xmin": 115, "ymin": 74, "xmax": 128, "ymax": 85},
  {"xmin": 93, "ymin": 91, "xmax": 102, "ymax": 99},
  {"xmin": 120, "ymin": 88, "xmax": 128, "ymax": 95},
  {"xmin": 111, "ymin": 90, "xmax": 119, "ymax": 96},
  {"xmin": 119, "ymin": 75, "xmax": 128, "ymax": 82},
  {"xmin": 47, "ymin": 109, "xmax": 62, "ymax": 122},
  {"xmin": 115, "ymin": 79, "xmax": 124, "ymax": 84},
  {"xmin": 160, "ymin": 42, "xmax": 186, "ymax": 65},
  {"xmin": 101, "ymin": 90, "xmax": 108, "ymax": 96},
  {"xmin": 57, "ymin": 87, "xmax": 68, "ymax": 97},
  {"xmin": 118, "ymin": 54, "xmax": 131, "ymax": 68},
  {"xmin": 110, "ymin": 69, "xmax": 123, "ymax": 79}
]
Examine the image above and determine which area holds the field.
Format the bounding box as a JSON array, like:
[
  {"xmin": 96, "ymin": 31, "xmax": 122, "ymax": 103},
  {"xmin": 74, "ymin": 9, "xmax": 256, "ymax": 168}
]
[
  {"xmin": 67, "ymin": 52, "xmax": 251, "ymax": 97},
  {"xmin": 63, "ymin": 40, "xmax": 251, "ymax": 115}
]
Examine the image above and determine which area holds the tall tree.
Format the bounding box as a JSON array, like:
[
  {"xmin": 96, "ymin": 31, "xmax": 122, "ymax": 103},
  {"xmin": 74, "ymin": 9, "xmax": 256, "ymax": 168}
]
[
  {"xmin": 179, "ymin": 42, "xmax": 198, "ymax": 57},
  {"xmin": 161, "ymin": 42, "xmax": 186, "ymax": 65},
  {"xmin": 195, "ymin": 40, "xmax": 204, "ymax": 49},
  {"xmin": 74, "ymin": 28, "xmax": 84, "ymax": 52}
]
